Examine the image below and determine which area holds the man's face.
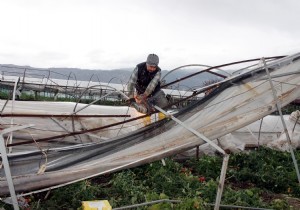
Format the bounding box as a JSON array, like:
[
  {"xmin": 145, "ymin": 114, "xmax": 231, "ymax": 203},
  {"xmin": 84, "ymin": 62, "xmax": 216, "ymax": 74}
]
[{"xmin": 146, "ymin": 64, "xmax": 157, "ymax": 72}]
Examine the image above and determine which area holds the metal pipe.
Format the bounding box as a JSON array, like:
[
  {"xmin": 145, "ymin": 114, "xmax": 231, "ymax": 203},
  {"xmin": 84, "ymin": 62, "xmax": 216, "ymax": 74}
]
[
  {"xmin": 258, "ymin": 118, "xmax": 264, "ymax": 147},
  {"xmin": 214, "ymin": 154, "xmax": 229, "ymax": 210},
  {"xmin": 8, "ymin": 78, "xmax": 20, "ymax": 153},
  {"xmin": 161, "ymin": 56, "xmax": 285, "ymax": 88},
  {"xmin": 112, "ymin": 196, "xmax": 273, "ymax": 210},
  {"xmin": 113, "ymin": 199, "xmax": 181, "ymax": 210},
  {"xmin": 259, "ymin": 69, "xmax": 300, "ymax": 80},
  {"xmin": 207, "ymin": 203, "xmax": 273, "ymax": 210},
  {"xmin": 154, "ymin": 105, "xmax": 227, "ymax": 210},
  {"xmin": 292, "ymin": 115, "xmax": 300, "ymax": 133},
  {"xmin": 0, "ymin": 114, "xmax": 130, "ymax": 118},
  {"xmin": 154, "ymin": 106, "xmax": 225, "ymax": 155},
  {"xmin": 0, "ymin": 125, "xmax": 33, "ymax": 210},
  {"xmin": 6, "ymin": 114, "xmax": 149, "ymax": 147},
  {"xmin": 262, "ymin": 57, "xmax": 300, "ymax": 184},
  {"xmin": 72, "ymin": 87, "xmax": 128, "ymax": 115},
  {"xmin": 16, "ymin": 135, "xmax": 201, "ymax": 197}
]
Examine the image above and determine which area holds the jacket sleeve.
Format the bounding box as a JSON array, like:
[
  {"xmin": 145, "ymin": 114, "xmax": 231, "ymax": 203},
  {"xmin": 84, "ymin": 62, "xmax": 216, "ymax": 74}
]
[
  {"xmin": 127, "ymin": 66, "xmax": 138, "ymax": 98},
  {"xmin": 144, "ymin": 71, "xmax": 161, "ymax": 97}
]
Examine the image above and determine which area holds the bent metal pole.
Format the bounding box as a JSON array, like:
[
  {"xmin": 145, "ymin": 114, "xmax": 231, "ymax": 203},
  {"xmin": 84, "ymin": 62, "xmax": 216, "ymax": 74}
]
[
  {"xmin": 0, "ymin": 125, "xmax": 34, "ymax": 210},
  {"xmin": 262, "ymin": 57, "xmax": 300, "ymax": 184},
  {"xmin": 154, "ymin": 105, "xmax": 228, "ymax": 210}
]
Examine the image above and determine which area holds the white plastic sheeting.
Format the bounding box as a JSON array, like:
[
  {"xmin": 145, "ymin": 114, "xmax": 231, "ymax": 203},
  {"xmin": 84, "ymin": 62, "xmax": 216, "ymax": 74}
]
[
  {"xmin": 0, "ymin": 101, "xmax": 145, "ymax": 150},
  {"xmin": 188, "ymin": 111, "xmax": 300, "ymax": 155},
  {"xmin": 2, "ymin": 53, "xmax": 300, "ymax": 195}
]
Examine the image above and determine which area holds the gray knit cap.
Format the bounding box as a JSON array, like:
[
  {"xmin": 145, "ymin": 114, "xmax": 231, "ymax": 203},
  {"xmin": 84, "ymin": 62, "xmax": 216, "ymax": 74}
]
[{"xmin": 146, "ymin": 54, "xmax": 159, "ymax": 66}]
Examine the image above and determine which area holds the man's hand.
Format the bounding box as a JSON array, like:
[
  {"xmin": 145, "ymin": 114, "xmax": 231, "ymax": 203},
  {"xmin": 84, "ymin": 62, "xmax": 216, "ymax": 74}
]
[
  {"xmin": 125, "ymin": 98, "xmax": 135, "ymax": 105},
  {"xmin": 135, "ymin": 94, "xmax": 147, "ymax": 104}
]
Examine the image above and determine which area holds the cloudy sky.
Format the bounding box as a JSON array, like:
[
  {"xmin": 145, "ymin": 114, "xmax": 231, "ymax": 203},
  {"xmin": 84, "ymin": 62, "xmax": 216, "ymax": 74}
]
[{"xmin": 1, "ymin": 0, "xmax": 300, "ymax": 70}]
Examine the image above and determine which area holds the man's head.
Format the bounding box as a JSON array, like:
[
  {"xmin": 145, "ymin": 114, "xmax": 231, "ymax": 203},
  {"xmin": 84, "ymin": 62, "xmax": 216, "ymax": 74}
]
[{"xmin": 146, "ymin": 54, "xmax": 159, "ymax": 72}]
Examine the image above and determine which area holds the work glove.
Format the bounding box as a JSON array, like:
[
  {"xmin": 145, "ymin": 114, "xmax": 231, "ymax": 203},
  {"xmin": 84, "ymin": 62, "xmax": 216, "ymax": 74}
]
[
  {"xmin": 135, "ymin": 94, "xmax": 147, "ymax": 104},
  {"xmin": 125, "ymin": 98, "xmax": 135, "ymax": 105}
]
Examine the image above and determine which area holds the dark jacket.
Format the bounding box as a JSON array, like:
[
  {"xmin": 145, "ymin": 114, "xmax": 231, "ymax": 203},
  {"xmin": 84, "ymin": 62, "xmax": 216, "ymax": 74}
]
[{"xmin": 135, "ymin": 62, "xmax": 161, "ymax": 97}]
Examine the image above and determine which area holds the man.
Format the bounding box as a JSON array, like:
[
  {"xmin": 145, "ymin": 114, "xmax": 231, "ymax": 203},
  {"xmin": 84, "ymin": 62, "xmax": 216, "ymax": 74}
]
[{"xmin": 127, "ymin": 54, "xmax": 168, "ymax": 113}]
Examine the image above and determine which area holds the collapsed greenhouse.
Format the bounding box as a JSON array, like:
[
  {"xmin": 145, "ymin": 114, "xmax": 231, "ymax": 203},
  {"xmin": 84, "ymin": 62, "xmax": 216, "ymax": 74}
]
[{"xmin": 1, "ymin": 53, "xmax": 300, "ymax": 209}]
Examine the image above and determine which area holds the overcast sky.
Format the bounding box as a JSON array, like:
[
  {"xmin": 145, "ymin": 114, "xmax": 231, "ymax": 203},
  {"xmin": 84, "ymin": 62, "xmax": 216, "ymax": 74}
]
[{"xmin": 1, "ymin": 0, "xmax": 300, "ymax": 70}]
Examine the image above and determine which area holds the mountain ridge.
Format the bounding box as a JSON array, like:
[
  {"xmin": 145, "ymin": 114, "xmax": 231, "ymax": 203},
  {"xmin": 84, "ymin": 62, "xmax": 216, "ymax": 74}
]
[{"xmin": 0, "ymin": 64, "xmax": 222, "ymax": 90}]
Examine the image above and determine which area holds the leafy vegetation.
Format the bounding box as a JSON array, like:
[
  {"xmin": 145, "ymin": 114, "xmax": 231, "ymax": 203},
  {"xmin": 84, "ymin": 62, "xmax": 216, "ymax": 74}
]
[
  {"xmin": 0, "ymin": 90, "xmax": 123, "ymax": 106},
  {"xmin": 1, "ymin": 147, "xmax": 300, "ymax": 209}
]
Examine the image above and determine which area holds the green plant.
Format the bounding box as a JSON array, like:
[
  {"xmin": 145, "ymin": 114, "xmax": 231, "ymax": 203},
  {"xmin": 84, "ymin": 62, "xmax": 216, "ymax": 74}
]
[
  {"xmin": 270, "ymin": 199, "xmax": 290, "ymax": 210},
  {"xmin": 26, "ymin": 149, "xmax": 300, "ymax": 209}
]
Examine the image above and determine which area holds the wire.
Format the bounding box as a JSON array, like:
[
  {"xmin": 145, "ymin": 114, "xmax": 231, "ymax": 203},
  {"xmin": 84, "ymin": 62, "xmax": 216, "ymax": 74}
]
[
  {"xmin": 187, "ymin": 80, "xmax": 270, "ymax": 115},
  {"xmin": 116, "ymin": 106, "xmax": 131, "ymax": 136}
]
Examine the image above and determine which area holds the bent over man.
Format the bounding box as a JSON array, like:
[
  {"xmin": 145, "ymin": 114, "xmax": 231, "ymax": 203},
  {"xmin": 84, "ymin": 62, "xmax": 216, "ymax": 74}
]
[{"xmin": 127, "ymin": 54, "xmax": 168, "ymax": 113}]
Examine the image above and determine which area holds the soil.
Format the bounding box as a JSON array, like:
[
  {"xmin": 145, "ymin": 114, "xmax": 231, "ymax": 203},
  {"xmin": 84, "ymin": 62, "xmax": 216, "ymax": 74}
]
[
  {"xmin": 261, "ymin": 192, "xmax": 300, "ymax": 209},
  {"xmin": 228, "ymin": 182, "xmax": 300, "ymax": 209}
]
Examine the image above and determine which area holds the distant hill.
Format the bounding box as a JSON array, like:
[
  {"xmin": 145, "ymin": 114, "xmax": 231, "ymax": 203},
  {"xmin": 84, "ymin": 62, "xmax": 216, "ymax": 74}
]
[{"xmin": 0, "ymin": 64, "xmax": 224, "ymax": 90}]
